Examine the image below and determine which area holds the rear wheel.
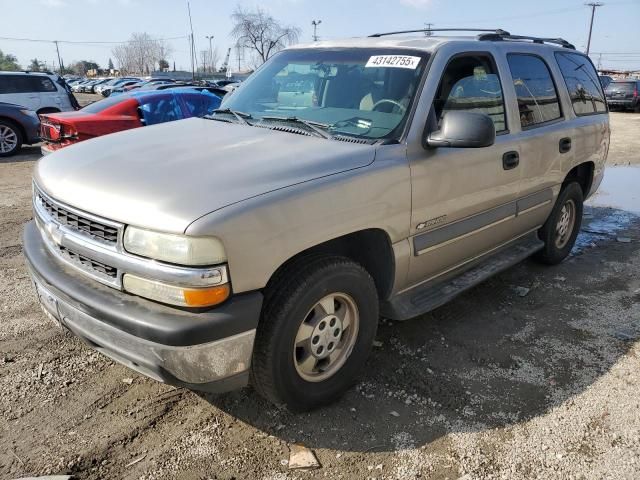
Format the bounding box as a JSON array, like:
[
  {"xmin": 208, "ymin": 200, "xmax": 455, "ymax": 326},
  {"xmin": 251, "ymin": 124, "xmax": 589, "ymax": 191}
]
[
  {"xmin": 251, "ymin": 255, "xmax": 378, "ymax": 411},
  {"xmin": 0, "ymin": 120, "xmax": 23, "ymax": 157},
  {"xmin": 534, "ymin": 182, "xmax": 583, "ymax": 265}
]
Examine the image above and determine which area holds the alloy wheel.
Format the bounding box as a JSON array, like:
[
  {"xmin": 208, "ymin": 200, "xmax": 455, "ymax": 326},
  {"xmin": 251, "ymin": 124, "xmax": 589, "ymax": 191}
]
[{"xmin": 293, "ymin": 292, "xmax": 360, "ymax": 382}]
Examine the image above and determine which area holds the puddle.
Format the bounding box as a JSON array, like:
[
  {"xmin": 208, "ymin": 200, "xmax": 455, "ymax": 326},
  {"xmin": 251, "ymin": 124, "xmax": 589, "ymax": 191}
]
[
  {"xmin": 587, "ymin": 166, "xmax": 640, "ymax": 214},
  {"xmin": 573, "ymin": 166, "xmax": 639, "ymax": 254}
]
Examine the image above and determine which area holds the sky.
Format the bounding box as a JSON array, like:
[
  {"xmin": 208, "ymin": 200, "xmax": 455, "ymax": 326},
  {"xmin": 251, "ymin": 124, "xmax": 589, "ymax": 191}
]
[{"xmin": 0, "ymin": 0, "xmax": 639, "ymax": 73}]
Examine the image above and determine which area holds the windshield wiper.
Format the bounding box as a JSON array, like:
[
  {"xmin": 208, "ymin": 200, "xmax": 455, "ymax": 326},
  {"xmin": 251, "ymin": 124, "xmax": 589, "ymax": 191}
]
[
  {"xmin": 260, "ymin": 115, "xmax": 333, "ymax": 139},
  {"xmin": 209, "ymin": 108, "xmax": 252, "ymax": 125}
]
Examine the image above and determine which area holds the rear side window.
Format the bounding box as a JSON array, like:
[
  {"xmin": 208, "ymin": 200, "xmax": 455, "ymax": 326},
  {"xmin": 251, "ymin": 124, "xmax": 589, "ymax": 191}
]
[
  {"xmin": 180, "ymin": 92, "xmax": 221, "ymax": 117},
  {"xmin": 433, "ymin": 53, "xmax": 506, "ymax": 132},
  {"xmin": 507, "ymin": 54, "xmax": 561, "ymax": 128},
  {"xmin": 34, "ymin": 77, "xmax": 57, "ymax": 93},
  {"xmin": 138, "ymin": 93, "xmax": 183, "ymax": 125},
  {"xmin": 555, "ymin": 52, "xmax": 607, "ymax": 115},
  {"xmin": 0, "ymin": 75, "xmax": 57, "ymax": 94}
]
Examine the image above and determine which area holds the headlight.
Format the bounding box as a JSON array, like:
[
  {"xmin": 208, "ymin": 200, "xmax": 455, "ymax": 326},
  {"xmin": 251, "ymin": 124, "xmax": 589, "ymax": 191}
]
[
  {"xmin": 123, "ymin": 274, "xmax": 230, "ymax": 307},
  {"xmin": 124, "ymin": 227, "xmax": 226, "ymax": 266}
]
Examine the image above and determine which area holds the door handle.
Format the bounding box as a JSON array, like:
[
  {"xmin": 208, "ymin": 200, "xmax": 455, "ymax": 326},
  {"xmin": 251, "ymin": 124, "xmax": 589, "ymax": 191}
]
[
  {"xmin": 502, "ymin": 151, "xmax": 519, "ymax": 170},
  {"xmin": 559, "ymin": 137, "xmax": 572, "ymax": 153}
]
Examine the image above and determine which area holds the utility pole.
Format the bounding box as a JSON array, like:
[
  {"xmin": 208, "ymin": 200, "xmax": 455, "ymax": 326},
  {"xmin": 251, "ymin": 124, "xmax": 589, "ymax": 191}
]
[
  {"xmin": 311, "ymin": 19, "xmax": 322, "ymax": 42},
  {"xmin": 424, "ymin": 23, "xmax": 434, "ymax": 37},
  {"xmin": 187, "ymin": 1, "xmax": 196, "ymax": 79},
  {"xmin": 206, "ymin": 35, "xmax": 214, "ymax": 74},
  {"xmin": 585, "ymin": 2, "xmax": 603, "ymax": 55},
  {"xmin": 53, "ymin": 40, "xmax": 64, "ymax": 74}
]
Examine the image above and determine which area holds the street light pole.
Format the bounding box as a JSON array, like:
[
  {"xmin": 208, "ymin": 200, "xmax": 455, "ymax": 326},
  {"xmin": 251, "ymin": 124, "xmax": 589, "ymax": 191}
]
[
  {"xmin": 311, "ymin": 20, "xmax": 322, "ymax": 42},
  {"xmin": 585, "ymin": 2, "xmax": 603, "ymax": 55},
  {"xmin": 206, "ymin": 35, "xmax": 214, "ymax": 74}
]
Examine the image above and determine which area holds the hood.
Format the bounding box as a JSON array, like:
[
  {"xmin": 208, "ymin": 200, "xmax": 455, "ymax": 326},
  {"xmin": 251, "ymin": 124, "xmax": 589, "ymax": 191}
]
[{"xmin": 35, "ymin": 117, "xmax": 375, "ymax": 233}]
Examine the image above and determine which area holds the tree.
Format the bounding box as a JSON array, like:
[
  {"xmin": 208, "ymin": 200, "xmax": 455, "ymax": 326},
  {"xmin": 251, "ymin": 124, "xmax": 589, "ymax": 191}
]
[
  {"xmin": 112, "ymin": 33, "xmax": 174, "ymax": 75},
  {"xmin": 0, "ymin": 50, "xmax": 20, "ymax": 71},
  {"xmin": 108, "ymin": 58, "xmax": 114, "ymax": 71},
  {"xmin": 158, "ymin": 59, "xmax": 170, "ymax": 71},
  {"xmin": 28, "ymin": 58, "xmax": 42, "ymax": 72},
  {"xmin": 230, "ymin": 6, "xmax": 300, "ymax": 65},
  {"xmin": 70, "ymin": 60, "xmax": 100, "ymax": 76}
]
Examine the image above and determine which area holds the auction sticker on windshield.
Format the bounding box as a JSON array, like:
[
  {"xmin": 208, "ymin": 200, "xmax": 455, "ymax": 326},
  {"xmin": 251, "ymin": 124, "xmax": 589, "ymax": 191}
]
[{"xmin": 365, "ymin": 55, "xmax": 421, "ymax": 69}]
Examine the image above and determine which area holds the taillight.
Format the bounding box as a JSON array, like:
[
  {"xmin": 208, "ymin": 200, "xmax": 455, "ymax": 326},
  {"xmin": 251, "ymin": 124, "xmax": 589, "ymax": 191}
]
[
  {"xmin": 60, "ymin": 124, "xmax": 78, "ymax": 139},
  {"xmin": 634, "ymin": 87, "xmax": 638, "ymax": 98}
]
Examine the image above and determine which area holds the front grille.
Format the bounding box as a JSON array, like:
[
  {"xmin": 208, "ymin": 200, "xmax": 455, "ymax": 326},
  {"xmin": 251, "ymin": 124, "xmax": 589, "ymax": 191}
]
[
  {"xmin": 58, "ymin": 245, "xmax": 118, "ymax": 278},
  {"xmin": 36, "ymin": 191, "xmax": 119, "ymax": 244}
]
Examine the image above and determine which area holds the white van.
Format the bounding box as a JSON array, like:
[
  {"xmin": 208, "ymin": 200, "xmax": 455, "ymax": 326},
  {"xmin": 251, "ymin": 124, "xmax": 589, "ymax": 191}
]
[{"xmin": 0, "ymin": 72, "xmax": 77, "ymax": 114}]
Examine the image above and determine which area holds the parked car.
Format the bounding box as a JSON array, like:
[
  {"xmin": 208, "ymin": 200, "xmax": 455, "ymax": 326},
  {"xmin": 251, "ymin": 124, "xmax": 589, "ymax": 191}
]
[
  {"xmin": 25, "ymin": 30, "xmax": 609, "ymax": 411},
  {"xmin": 604, "ymin": 79, "xmax": 640, "ymax": 111},
  {"xmin": 0, "ymin": 102, "xmax": 40, "ymax": 156},
  {"xmin": 0, "ymin": 71, "xmax": 77, "ymax": 114},
  {"xmin": 96, "ymin": 77, "xmax": 139, "ymax": 96},
  {"xmin": 78, "ymin": 80, "xmax": 100, "ymax": 93},
  {"xmin": 71, "ymin": 80, "xmax": 90, "ymax": 93},
  {"xmin": 101, "ymin": 80, "xmax": 140, "ymax": 97},
  {"xmin": 40, "ymin": 88, "xmax": 222, "ymax": 154}
]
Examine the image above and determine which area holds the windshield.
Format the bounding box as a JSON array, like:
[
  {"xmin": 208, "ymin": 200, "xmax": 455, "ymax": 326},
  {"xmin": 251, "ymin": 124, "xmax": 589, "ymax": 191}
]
[{"xmin": 220, "ymin": 48, "xmax": 429, "ymax": 140}]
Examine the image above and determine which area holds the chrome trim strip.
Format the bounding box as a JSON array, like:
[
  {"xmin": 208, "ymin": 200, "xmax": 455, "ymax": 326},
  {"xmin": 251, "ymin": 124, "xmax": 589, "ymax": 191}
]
[
  {"xmin": 413, "ymin": 188, "xmax": 554, "ymax": 256},
  {"xmin": 414, "ymin": 202, "xmax": 517, "ymax": 255},
  {"xmin": 33, "ymin": 187, "xmax": 229, "ymax": 289},
  {"xmin": 516, "ymin": 188, "xmax": 553, "ymax": 215},
  {"xmin": 415, "ymin": 214, "xmax": 516, "ymax": 256},
  {"xmin": 517, "ymin": 199, "xmax": 552, "ymax": 216}
]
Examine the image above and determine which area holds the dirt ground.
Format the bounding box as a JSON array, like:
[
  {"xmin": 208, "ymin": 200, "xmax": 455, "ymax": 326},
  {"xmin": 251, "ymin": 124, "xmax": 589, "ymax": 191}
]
[{"xmin": 1, "ymin": 107, "xmax": 639, "ymax": 480}]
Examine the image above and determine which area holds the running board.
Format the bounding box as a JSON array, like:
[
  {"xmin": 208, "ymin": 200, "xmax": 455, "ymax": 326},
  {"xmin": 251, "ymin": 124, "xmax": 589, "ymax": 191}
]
[{"xmin": 381, "ymin": 233, "xmax": 544, "ymax": 321}]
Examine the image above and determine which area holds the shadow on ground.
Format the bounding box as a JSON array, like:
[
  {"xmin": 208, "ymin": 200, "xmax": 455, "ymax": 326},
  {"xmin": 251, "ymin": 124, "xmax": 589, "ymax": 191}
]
[
  {"xmin": 203, "ymin": 206, "xmax": 640, "ymax": 453},
  {"xmin": 0, "ymin": 145, "xmax": 42, "ymax": 164}
]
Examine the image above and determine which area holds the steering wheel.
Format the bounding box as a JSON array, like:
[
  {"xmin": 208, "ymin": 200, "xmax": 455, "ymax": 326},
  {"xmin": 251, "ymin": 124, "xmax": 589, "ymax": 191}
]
[{"xmin": 372, "ymin": 99, "xmax": 406, "ymax": 114}]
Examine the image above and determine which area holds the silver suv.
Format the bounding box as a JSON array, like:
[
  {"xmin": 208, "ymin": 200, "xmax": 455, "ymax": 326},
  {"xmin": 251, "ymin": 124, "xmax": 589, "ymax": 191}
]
[{"xmin": 24, "ymin": 29, "xmax": 609, "ymax": 411}]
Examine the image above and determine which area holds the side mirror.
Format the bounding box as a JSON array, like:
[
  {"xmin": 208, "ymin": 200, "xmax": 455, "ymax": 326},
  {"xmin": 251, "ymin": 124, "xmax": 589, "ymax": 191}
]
[{"xmin": 426, "ymin": 111, "xmax": 496, "ymax": 148}]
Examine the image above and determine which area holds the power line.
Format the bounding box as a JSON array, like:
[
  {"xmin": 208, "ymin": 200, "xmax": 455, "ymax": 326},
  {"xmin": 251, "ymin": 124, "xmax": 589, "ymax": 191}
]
[{"xmin": 0, "ymin": 35, "xmax": 189, "ymax": 45}]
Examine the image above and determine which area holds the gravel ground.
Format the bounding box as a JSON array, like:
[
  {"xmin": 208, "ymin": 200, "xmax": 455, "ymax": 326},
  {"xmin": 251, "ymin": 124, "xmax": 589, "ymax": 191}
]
[{"xmin": 1, "ymin": 105, "xmax": 639, "ymax": 480}]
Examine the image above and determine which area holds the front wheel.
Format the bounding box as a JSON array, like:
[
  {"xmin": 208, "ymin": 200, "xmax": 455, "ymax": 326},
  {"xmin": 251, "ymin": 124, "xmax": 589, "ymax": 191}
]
[
  {"xmin": 250, "ymin": 255, "xmax": 379, "ymax": 411},
  {"xmin": 534, "ymin": 182, "xmax": 583, "ymax": 265},
  {"xmin": 0, "ymin": 120, "xmax": 23, "ymax": 157}
]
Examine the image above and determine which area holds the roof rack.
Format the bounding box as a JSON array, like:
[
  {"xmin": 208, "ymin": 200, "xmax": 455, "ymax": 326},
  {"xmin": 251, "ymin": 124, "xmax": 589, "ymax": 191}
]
[
  {"xmin": 367, "ymin": 28, "xmax": 576, "ymax": 50},
  {"xmin": 477, "ymin": 32, "xmax": 576, "ymax": 49},
  {"xmin": 368, "ymin": 28, "xmax": 510, "ymax": 38}
]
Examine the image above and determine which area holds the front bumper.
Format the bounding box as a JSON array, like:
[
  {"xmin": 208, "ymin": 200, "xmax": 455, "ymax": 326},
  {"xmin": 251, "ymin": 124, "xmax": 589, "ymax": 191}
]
[{"xmin": 23, "ymin": 221, "xmax": 263, "ymax": 393}]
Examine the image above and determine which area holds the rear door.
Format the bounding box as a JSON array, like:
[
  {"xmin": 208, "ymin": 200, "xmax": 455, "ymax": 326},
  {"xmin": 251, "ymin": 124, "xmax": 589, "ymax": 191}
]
[
  {"xmin": 501, "ymin": 51, "xmax": 568, "ymax": 234},
  {"xmin": 34, "ymin": 76, "xmax": 67, "ymax": 111}
]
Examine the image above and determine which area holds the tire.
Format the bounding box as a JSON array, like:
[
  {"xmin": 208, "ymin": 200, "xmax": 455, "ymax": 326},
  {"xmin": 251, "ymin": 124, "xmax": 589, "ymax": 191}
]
[
  {"xmin": 534, "ymin": 182, "xmax": 583, "ymax": 265},
  {"xmin": 251, "ymin": 254, "xmax": 379, "ymax": 411},
  {"xmin": 0, "ymin": 119, "xmax": 23, "ymax": 157}
]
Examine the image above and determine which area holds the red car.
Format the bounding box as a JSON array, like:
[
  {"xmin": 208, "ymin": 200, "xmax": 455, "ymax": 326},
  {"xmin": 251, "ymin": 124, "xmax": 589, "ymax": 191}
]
[{"xmin": 40, "ymin": 89, "xmax": 221, "ymax": 154}]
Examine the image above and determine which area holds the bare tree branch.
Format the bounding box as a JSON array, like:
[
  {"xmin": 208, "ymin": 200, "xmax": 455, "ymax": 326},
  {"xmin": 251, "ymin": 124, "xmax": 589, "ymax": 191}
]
[{"xmin": 230, "ymin": 6, "xmax": 300, "ymax": 65}]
